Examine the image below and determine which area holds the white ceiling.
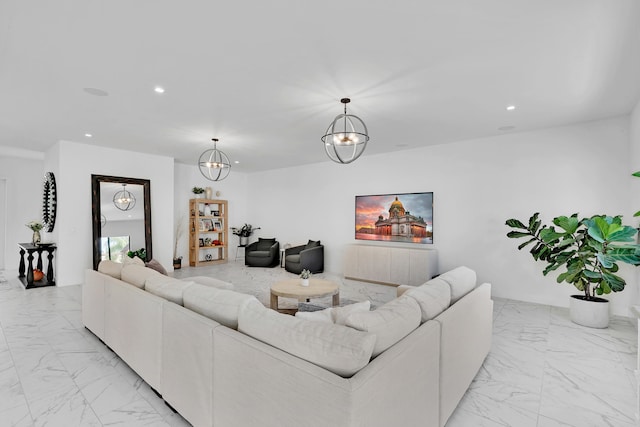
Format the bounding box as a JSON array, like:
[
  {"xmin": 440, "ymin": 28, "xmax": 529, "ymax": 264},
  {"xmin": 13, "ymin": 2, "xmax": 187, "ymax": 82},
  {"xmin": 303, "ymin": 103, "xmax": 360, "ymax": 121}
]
[{"xmin": 1, "ymin": 1, "xmax": 639, "ymax": 172}]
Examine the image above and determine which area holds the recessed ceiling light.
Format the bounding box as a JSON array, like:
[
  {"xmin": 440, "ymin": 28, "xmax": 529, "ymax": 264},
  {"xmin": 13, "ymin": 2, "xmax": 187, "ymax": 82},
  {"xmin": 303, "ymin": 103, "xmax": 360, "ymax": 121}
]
[
  {"xmin": 85, "ymin": 133, "xmax": 93, "ymax": 138},
  {"xmin": 234, "ymin": 160, "xmax": 240, "ymax": 164},
  {"xmin": 396, "ymin": 143, "xmax": 409, "ymax": 148},
  {"xmin": 506, "ymin": 105, "xmax": 516, "ymax": 111},
  {"xmin": 498, "ymin": 126, "xmax": 516, "ymax": 131},
  {"xmin": 154, "ymin": 86, "xmax": 165, "ymax": 94},
  {"xmin": 83, "ymin": 87, "xmax": 109, "ymax": 96}
]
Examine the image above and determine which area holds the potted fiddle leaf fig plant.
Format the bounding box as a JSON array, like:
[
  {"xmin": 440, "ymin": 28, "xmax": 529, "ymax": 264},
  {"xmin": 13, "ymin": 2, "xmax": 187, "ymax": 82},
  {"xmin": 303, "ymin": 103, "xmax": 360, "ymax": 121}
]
[{"xmin": 505, "ymin": 212, "xmax": 640, "ymax": 328}]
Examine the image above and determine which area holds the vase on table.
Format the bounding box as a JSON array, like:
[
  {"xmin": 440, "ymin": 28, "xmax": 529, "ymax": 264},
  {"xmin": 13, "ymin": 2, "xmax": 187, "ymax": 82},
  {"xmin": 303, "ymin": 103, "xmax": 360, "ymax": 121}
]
[
  {"xmin": 32, "ymin": 231, "xmax": 41, "ymax": 245},
  {"xmin": 205, "ymin": 187, "xmax": 213, "ymax": 199},
  {"xmin": 240, "ymin": 236, "xmax": 248, "ymax": 246}
]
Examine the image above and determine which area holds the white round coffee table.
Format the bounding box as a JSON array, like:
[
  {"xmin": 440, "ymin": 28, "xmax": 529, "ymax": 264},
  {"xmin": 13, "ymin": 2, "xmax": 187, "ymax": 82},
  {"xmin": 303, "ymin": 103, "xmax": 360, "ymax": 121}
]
[{"xmin": 270, "ymin": 278, "xmax": 339, "ymax": 314}]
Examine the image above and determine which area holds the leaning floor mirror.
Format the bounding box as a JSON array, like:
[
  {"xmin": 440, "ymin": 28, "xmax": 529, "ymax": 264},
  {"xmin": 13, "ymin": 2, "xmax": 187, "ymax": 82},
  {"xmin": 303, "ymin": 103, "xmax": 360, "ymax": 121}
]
[{"xmin": 91, "ymin": 175, "xmax": 152, "ymax": 270}]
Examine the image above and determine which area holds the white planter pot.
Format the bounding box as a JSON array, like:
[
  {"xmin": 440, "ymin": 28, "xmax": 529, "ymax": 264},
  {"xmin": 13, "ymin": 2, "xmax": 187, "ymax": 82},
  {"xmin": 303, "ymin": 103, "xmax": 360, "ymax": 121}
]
[
  {"xmin": 301, "ymin": 278, "xmax": 309, "ymax": 287},
  {"xmin": 569, "ymin": 295, "xmax": 609, "ymax": 328}
]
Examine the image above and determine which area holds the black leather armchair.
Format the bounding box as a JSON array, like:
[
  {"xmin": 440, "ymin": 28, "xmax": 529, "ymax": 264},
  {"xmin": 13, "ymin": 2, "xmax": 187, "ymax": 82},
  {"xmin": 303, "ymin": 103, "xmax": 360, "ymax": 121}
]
[
  {"xmin": 245, "ymin": 238, "xmax": 280, "ymax": 268},
  {"xmin": 284, "ymin": 240, "xmax": 324, "ymax": 274}
]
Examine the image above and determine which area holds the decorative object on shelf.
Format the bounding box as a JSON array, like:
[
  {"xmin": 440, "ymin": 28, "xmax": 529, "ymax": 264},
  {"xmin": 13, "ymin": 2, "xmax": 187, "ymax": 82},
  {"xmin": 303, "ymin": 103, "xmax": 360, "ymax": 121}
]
[
  {"xmin": 300, "ymin": 269, "xmax": 312, "ymax": 287},
  {"xmin": 204, "ymin": 203, "xmax": 212, "ymax": 216},
  {"xmin": 127, "ymin": 248, "xmax": 147, "ymax": 261},
  {"xmin": 113, "ymin": 184, "xmax": 136, "ymax": 211},
  {"xmin": 505, "ymin": 212, "xmax": 640, "ymax": 328},
  {"xmin": 198, "ymin": 138, "xmax": 231, "ymax": 181},
  {"xmin": 42, "ymin": 171, "xmax": 57, "ymax": 232},
  {"xmin": 26, "ymin": 220, "xmax": 43, "ymax": 245},
  {"xmin": 204, "ymin": 237, "xmax": 212, "ymax": 246},
  {"xmin": 205, "ymin": 186, "xmax": 213, "ymax": 199},
  {"xmin": 192, "ymin": 186, "xmax": 205, "ymax": 198},
  {"xmin": 321, "ymin": 98, "xmax": 369, "ymax": 164},
  {"xmin": 205, "ymin": 254, "xmax": 213, "ymax": 261},
  {"xmin": 231, "ymin": 223, "xmax": 260, "ymax": 246}
]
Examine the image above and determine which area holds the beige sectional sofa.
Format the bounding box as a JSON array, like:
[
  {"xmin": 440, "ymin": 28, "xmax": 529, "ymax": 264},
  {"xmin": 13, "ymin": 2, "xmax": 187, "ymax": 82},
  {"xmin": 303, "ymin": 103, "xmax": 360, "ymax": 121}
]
[{"xmin": 82, "ymin": 261, "xmax": 493, "ymax": 427}]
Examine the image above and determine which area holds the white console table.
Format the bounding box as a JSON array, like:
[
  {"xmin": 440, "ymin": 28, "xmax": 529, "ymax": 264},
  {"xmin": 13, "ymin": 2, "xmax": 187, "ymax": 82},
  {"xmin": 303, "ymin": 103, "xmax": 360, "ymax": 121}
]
[{"xmin": 343, "ymin": 244, "xmax": 438, "ymax": 287}]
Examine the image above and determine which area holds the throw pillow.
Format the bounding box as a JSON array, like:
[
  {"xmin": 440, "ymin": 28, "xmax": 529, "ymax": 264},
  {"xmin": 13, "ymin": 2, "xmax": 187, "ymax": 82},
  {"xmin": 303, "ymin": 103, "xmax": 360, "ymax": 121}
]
[
  {"xmin": 256, "ymin": 238, "xmax": 276, "ymax": 251},
  {"xmin": 305, "ymin": 240, "xmax": 320, "ymax": 249},
  {"xmin": 294, "ymin": 301, "xmax": 371, "ymax": 325},
  {"xmin": 404, "ymin": 278, "xmax": 451, "ymax": 322},
  {"xmin": 345, "ymin": 295, "xmax": 421, "ymax": 357},
  {"xmin": 123, "ymin": 255, "xmax": 145, "ymax": 266},
  {"xmin": 295, "ymin": 308, "xmax": 333, "ymax": 323},
  {"xmin": 239, "ymin": 300, "xmax": 376, "ymax": 377},
  {"xmin": 145, "ymin": 259, "xmax": 168, "ymax": 275}
]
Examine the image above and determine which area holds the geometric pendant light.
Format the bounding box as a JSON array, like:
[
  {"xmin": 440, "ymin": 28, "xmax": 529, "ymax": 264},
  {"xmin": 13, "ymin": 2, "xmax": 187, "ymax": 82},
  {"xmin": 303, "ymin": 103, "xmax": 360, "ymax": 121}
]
[
  {"xmin": 113, "ymin": 183, "xmax": 136, "ymax": 211},
  {"xmin": 198, "ymin": 138, "xmax": 231, "ymax": 181},
  {"xmin": 321, "ymin": 98, "xmax": 369, "ymax": 164}
]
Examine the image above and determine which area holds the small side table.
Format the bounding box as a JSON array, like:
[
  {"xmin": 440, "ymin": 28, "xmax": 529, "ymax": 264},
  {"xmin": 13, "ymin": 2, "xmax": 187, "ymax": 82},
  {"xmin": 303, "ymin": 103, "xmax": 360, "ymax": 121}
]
[
  {"xmin": 235, "ymin": 245, "xmax": 246, "ymax": 262},
  {"xmin": 18, "ymin": 243, "xmax": 56, "ymax": 289}
]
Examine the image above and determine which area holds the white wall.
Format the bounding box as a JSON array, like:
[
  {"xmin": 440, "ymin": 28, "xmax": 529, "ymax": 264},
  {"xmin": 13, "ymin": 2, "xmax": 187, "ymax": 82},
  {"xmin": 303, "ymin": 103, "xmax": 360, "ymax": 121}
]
[
  {"xmin": 0, "ymin": 155, "xmax": 46, "ymax": 270},
  {"xmin": 629, "ymin": 99, "xmax": 640, "ymax": 306},
  {"xmin": 46, "ymin": 141, "xmax": 174, "ymax": 286},
  {"xmin": 246, "ymin": 116, "xmax": 636, "ymax": 316},
  {"xmin": 173, "ymin": 163, "xmax": 249, "ymax": 262}
]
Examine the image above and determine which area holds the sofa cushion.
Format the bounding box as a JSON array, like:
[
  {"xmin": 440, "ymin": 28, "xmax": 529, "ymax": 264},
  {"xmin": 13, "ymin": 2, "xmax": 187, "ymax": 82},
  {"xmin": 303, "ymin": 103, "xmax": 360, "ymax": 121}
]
[
  {"xmin": 183, "ymin": 285, "xmax": 257, "ymax": 329},
  {"xmin": 183, "ymin": 276, "xmax": 234, "ymax": 290},
  {"xmin": 248, "ymin": 250, "xmax": 270, "ymax": 258},
  {"xmin": 285, "ymin": 254, "xmax": 301, "ymax": 263},
  {"xmin": 256, "ymin": 238, "xmax": 276, "ymax": 251},
  {"xmin": 145, "ymin": 259, "xmax": 168, "ymax": 275},
  {"xmin": 305, "ymin": 240, "xmax": 320, "ymax": 249},
  {"xmin": 294, "ymin": 301, "xmax": 371, "ymax": 325},
  {"xmin": 145, "ymin": 276, "xmax": 194, "ymax": 305},
  {"xmin": 98, "ymin": 260, "xmax": 123, "ymax": 279},
  {"xmin": 345, "ymin": 295, "xmax": 421, "ymax": 357},
  {"xmin": 438, "ymin": 266, "xmax": 477, "ymax": 304},
  {"xmin": 404, "ymin": 278, "xmax": 451, "ymax": 322},
  {"xmin": 121, "ymin": 264, "xmax": 162, "ymax": 289},
  {"xmin": 239, "ymin": 300, "xmax": 376, "ymax": 377}
]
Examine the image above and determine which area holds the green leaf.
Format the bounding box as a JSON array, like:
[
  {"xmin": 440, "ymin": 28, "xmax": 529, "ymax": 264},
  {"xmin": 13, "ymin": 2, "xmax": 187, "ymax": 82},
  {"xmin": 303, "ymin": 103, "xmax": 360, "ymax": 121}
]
[
  {"xmin": 597, "ymin": 253, "xmax": 614, "ymax": 269},
  {"xmin": 632, "ymin": 171, "xmax": 640, "ymax": 178},
  {"xmin": 507, "ymin": 231, "xmax": 532, "ymax": 239},
  {"xmin": 634, "ymin": 210, "xmax": 640, "ymax": 217},
  {"xmin": 602, "ymin": 272, "xmax": 625, "ymax": 293},
  {"xmin": 587, "ymin": 219, "xmax": 606, "ymax": 243},
  {"xmin": 528, "ymin": 213, "xmax": 540, "ymax": 231},
  {"xmin": 506, "ymin": 218, "xmax": 527, "ymax": 229},
  {"xmin": 605, "ymin": 247, "xmax": 640, "ymax": 265},
  {"xmin": 539, "ymin": 228, "xmax": 565, "ymax": 244},
  {"xmin": 553, "ymin": 215, "xmax": 579, "ymax": 234},
  {"xmin": 607, "ymin": 226, "xmax": 637, "ymax": 243},
  {"xmin": 517, "ymin": 238, "xmax": 537, "ymax": 250},
  {"xmin": 583, "ymin": 270, "xmax": 602, "ymax": 280}
]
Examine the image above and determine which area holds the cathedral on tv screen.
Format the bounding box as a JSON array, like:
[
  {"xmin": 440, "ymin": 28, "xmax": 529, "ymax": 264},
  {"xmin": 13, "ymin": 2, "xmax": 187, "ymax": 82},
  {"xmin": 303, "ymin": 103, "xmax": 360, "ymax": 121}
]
[{"xmin": 373, "ymin": 197, "xmax": 431, "ymax": 238}]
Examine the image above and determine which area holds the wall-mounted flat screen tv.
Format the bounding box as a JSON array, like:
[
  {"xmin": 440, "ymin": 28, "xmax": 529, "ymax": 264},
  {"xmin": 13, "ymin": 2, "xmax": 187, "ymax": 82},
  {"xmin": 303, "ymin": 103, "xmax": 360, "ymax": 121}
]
[{"xmin": 355, "ymin": 192, "xmax": 433, "ymax": 244}]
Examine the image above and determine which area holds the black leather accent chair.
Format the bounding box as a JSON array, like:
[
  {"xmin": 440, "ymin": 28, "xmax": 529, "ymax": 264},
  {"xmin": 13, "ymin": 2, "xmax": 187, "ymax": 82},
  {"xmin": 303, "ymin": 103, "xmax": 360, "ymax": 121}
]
[
  {"xmin": 284, "ymin": 240, "xmax": 324, "ymax": 274},
  {"xmin": 245, "ymin": 238, "xmax": 280, "ymax": 268}
]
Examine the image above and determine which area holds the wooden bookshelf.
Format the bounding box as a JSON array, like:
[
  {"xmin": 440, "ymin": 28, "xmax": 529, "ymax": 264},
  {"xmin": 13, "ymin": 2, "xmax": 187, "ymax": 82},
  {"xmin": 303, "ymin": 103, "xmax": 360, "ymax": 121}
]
[{"xmin": 189, "ymin": 199, "xmax": 228, "ymax": 266}]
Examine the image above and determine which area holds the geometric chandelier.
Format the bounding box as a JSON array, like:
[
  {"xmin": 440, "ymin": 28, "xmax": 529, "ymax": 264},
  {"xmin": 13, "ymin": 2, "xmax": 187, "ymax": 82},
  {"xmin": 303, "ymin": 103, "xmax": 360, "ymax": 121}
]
[
  {"xmin": 113, "ymin": 183, "xmax": 136, "ymax": 211},
  {"xmin": 199, "ymin": 138, "xmax": 231, "ymax": 181},
  {"xmin": 321, "ymin": 97, "xmax": 369, "ymax": 164}
]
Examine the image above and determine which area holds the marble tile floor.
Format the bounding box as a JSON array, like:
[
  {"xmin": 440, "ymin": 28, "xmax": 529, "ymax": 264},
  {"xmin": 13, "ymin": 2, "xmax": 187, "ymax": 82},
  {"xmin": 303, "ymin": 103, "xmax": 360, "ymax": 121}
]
[{"xmin": 0, "ymin": 264, "xmax": 637, "ymax": 426}]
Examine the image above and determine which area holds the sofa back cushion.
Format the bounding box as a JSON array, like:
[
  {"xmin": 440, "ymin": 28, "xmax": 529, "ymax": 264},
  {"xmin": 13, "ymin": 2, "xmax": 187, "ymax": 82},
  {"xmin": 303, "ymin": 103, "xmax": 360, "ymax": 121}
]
[
  {"xmin": 145, "ymin": 276, "xmax": 194, "ymax": 305},
  {"xmin": 438, "ymin": 266, "xmax": 477, "ymax": 304},
  {"xmin": 256, "ymin": 238, "xmax": 276, "ymax": 251},
  {"xmin": 345, "ymin": 295, "xmax": 421, "ymax": 357},
  {"xmin": 98, "ymin": 260, "xmax": 123, "ymax": 279},
  {"xmin": 184, "ymin": 276, "xmax": 234, "ymax": 290},
  {"xmin": 121, "ymin": 264, "xmax": 162, "ymax": 289},
  {"xmin": 239, "ymin": 300, "xmax": 376, "ymax": 377},
  {"xmin": 404, "ymin": 277, "xmax": 451, "ymax": 323},
  {"xmin": 183, "ymin": 285, "xmax": 257, "ymax": 329}
]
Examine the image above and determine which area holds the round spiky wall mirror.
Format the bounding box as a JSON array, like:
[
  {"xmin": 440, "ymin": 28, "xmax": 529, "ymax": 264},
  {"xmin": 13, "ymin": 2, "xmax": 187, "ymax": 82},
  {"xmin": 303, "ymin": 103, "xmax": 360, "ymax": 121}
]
[{"xmin": 42, "ymin": 171, "xmax": 57, "ymax": 232}]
